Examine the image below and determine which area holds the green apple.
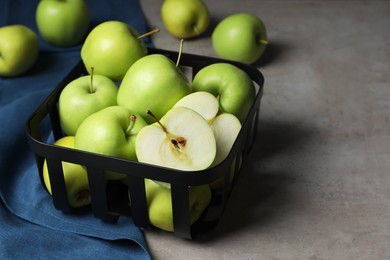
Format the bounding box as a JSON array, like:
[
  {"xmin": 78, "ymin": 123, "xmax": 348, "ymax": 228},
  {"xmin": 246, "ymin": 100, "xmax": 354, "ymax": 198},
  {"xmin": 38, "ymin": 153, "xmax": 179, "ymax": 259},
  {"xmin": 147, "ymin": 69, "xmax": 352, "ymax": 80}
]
[
  {"xmin": 58, "ymin": 73, "xmax": 118, "ymax": 135},
  {"xmin": 75, "ymin": 105, "xmax": 147, "ymax": 180},
  {"xmin": 136, "ymin": 107, "xmax": 216, "ymax": 171},
  {"xmin": 117, "ymin": 54, "xmax": 192, "ymax": 124},
  {"xmin": 144, "ymin": 178, "xmax": 211, "ymax": 232},
  {"xmin": 0, "ymin": 25, "xmax": 39, "ymax": 77},
  {"xmin": 43, "ymin": 136, "xmax": 91, "ymax": 208},
  {"xmin": 36, "ymin": 0, "xmax": 90, "ymax": 47},
  {"xmin": 212, "ymin": 13, "xmax": 267, "ymax": 64},
  {"xmin": 161, "ymin": 0, "xmax": 210, "ymax": 39},
  {"xmin": 81, "ymin": 21, "xmax": 148, "ymax": 82},
  {"xmin": 191, "ymin": 63, "xmax": 256, "ymax": 122}
]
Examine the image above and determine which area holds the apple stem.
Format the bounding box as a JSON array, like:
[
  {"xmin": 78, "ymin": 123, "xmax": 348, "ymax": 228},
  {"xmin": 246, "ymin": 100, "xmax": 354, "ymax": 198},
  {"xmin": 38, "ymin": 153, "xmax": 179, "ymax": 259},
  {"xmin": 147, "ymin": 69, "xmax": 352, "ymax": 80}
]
[
  {"xmin": 176, "ymin": 39, "xmax": 184, "ymax": 68},
  {"xmin": 137, "ymin": 28, "xmax": 160, "ymax": 40},
  {"xmin": 260, "ymin": 39, "xmax": 268, "ymax": 45},
  {"xmin": 146, "ymin": 109, "xmax": 187, "ymax": 152},
  {"xmin": 146, "ymin": 110, "xmax": 169, "ymax": 133},
  {"xmin": 126, "ymin": 115, "xmax": 137, "ymax": 135},
  {"xmin": 89, "ymin": 67, "xmax": 95, "ymax": 93}
]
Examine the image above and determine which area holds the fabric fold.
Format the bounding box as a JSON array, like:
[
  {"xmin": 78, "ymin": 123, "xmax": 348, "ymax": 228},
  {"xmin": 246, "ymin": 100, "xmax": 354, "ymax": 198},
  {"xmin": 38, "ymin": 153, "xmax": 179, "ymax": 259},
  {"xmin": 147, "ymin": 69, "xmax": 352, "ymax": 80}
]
[{"xmin": 0, "ymin": 0, "xmax": 153, "ymax": 258}]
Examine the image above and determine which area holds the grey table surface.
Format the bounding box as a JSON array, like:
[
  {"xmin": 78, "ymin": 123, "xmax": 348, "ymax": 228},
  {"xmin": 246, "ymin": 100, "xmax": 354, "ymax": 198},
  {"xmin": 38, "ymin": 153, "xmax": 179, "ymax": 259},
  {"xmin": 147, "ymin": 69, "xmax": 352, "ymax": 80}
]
[{"xmin": 140, "ymin": 1, "xmax": 390, "ymax": 259}]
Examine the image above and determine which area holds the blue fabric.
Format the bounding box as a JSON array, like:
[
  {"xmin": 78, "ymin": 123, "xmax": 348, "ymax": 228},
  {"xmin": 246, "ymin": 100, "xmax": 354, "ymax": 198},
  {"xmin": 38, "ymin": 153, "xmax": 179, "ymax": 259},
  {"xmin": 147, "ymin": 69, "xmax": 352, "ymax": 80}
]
[{"xmin": 0, "ymin": 0, "xmax": 152, "ymax": 259}]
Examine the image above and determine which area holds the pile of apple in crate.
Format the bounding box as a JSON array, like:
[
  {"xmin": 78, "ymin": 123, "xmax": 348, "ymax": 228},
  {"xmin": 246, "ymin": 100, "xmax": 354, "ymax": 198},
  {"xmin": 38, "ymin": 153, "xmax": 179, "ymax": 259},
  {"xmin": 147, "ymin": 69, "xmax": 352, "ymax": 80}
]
[{"xmin": 20, "ymin": 0, "xmax": 267, "ymax": 237}]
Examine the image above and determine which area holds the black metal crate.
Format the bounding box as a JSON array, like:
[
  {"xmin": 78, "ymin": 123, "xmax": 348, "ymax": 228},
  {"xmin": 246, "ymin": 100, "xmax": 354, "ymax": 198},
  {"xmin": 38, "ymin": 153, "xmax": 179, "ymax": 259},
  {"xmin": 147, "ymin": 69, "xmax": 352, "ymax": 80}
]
[{"xmin": 25, "ymin": 48, "xmax": 264, "ymax": 239}]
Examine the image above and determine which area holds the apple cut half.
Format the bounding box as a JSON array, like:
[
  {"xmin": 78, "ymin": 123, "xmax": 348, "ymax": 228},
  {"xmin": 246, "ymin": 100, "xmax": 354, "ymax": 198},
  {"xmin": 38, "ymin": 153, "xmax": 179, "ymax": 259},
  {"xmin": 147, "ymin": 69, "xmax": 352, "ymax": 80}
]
[
  {"xmin": 173, "ymin": 91, "xmax": 219, "ymax": 123},
  {"xmin": 210, "ymin": 113, "xmax": 241, "ymax": 167},
  {"xmin": 173, "ymin": 91, "xmax": 242, "ymax": 167},
  {"xmin": 136, "ymin": 106, "xmax": 217, "ymax": 171}
]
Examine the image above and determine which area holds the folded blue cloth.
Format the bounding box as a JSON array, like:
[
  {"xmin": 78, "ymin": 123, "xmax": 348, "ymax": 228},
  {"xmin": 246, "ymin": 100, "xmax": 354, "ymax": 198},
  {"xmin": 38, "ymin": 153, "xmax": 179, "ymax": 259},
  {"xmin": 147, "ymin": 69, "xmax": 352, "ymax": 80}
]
[{"xmin": 0, "ymin": 0, "xmax": 152, "ymax": 259}]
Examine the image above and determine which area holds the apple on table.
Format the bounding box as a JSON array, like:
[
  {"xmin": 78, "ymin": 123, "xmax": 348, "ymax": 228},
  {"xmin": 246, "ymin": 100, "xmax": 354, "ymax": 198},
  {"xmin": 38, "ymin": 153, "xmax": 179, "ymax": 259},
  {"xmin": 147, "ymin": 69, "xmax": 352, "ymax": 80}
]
[
  {"xmin": 81, "ymin": 21, "xmax": 149, "ymax": 82},
  {"xmin": 212, "ymin": 13, "xmax": 268, "ymax": 64},
  {"xmin": 0, "ymin": 25, "xmax": 39, "ymax": 77},
  {"xmin": 161, "ymin": 0, "xmax": 210, "ymax": 39},
  {"xmin": 58, "ymin": 73, "xmax": 119, "ymax": 136},
  {"xmin": 43, "ymin": 136, "xmax": 91, "ymax": 208},
  {"xmin": 36, "ymin": 0, "xmax": 90, "ymax": 47}
]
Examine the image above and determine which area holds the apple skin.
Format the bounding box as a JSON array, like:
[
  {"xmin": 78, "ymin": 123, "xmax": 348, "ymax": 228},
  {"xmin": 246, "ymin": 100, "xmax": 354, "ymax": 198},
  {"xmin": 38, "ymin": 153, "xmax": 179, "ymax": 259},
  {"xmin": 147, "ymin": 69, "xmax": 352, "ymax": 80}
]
[
  {"xmin": 117, "ymin": 54, "xmax": 192, "ymax": 124},
  {"xmin": 191, "ymin": 63, "xmax": 256, "ymax": 122},
  {"xmin": 0, "ymin": 25, "xmax": 39, "ymax": 77},
  {"xmin": 43, "ymin": 136, "xmax": 91, "ymax": 208},
  {"xmin": 75, "ymin": 106, "xmax": 147, "ymax": 180},
  {"xmin": 81, "ymin": 21, "xmax": 148, "ymax": 82},
  {"xmin": 161, "ymin": 0, "xmax": 210, "ymax": 39},
  {"xmin": 36, "ymin": 0, "xmax": 90, "ymax": 47},
  {"xmin": 144, "ymin": 179, "xmax": 212, "ymax": 232},
  {"xmin": 58, "ymin": 74, "xmax": 118, "ymax": 136},
  {"xmin": 212, "ymin": 13, "xmax": 267, "ymax": 64}
]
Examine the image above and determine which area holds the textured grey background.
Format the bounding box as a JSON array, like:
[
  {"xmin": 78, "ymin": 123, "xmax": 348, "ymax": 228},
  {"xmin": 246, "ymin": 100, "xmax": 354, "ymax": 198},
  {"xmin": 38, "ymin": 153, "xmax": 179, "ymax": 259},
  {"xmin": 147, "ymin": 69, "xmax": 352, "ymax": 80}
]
[{"xmin": 140, "ymin": 1, "xmax": 390, "ymax": 259}]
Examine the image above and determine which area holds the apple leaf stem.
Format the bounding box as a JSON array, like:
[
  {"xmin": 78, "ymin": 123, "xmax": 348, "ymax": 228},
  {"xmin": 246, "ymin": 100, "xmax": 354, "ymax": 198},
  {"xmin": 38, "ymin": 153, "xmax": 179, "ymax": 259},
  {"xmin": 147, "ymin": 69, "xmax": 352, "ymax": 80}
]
[
  {"xmin": 89, "ymin": 67, "xmax": 95, "ymax": 93},
  {"xmin": 126, "ymin": 114, "xmax": 137, "ymax": 135},
  {"xmin": 176, "ymin": 39, "xmax": 184, "ymax": 68},
  {"xmin": 137, "ymin": 28, "xmax": 160, "ymax": 40}
]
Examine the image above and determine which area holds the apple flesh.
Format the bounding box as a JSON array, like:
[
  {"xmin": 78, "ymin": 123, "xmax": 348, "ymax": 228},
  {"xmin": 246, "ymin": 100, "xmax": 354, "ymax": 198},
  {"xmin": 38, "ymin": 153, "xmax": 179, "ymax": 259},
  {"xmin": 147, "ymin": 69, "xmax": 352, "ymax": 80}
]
[
  {"xmin": 58, "ymin": 74, "xmax": 118, "ymax": 136},
  {"xmin": 36, "ymin": 0, "xmax": 90, "ymax": 47},
  {"xmin": 43, "ymin": 136, "xmax": 91, "ymax": 208},
  {"xmin": 191, "ymin": 63, "xmax": 256, "ymax": 123},
  {"xmin": 161, "ymin": 0, "xmax": 210, "ymax": 39},
  {"xmin": 144, "ymin": 178, "xmax": 212, "ymax": 232},
  {"xmin": 136, "ymin": 107, "xmax": 216, "ymax": 171},
  {"xmin": 212, "ymin": 13, "xmax": 267, "ymax": 64},
  {"xmin": 117, "ymin": 54, "xmax": 192, "ymax": 124},
  {"xmin": 81, "ymin": 21, "xmax": 148, "ymax": 81},
  {"xmin": 0, "ymin": 25, "xmax": 39, "ymax": 77}
]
